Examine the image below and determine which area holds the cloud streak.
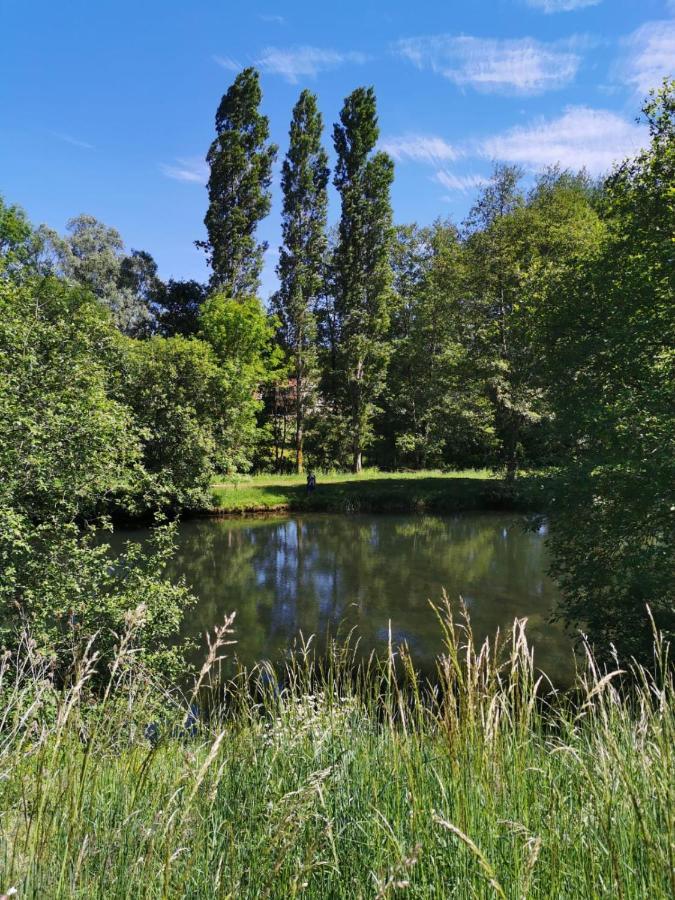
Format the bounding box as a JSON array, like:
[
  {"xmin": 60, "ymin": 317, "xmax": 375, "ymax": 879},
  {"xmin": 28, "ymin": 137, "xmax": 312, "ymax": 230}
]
[
  {"xmin": 434, "ymin": 170, "xmax": 489, "ymax": 193},
  {"xmin": 525, "ymin": 0, "xmax": 601, "ymax": 12},
  {"xmin": 380, "ymin": 134, "xmax": 460, "ymax": 165},
  {"xmin": 52, "ymin": 132, "xmax": 94, "ymax": 150},
  {"xmin": 161, "ymin": 158, "xmax": 208, "ymax": 184},
  {"xmin": 478, "ymin": 106, "xmax": 647, "ymax": 176},
  {"xmin": 618, "ymin": 20, "xmax": 675, "ymax": 95},
  {"xmin": 394, "ymin": 34, "xmax": 583, "ymax": 94},
  {"xmin": 255, "ymin": 45, "xmax": 367, "ymax": 82},
  {"xmin": 213, "ymin": 55, "xmax": 242, "ymax": 72}
]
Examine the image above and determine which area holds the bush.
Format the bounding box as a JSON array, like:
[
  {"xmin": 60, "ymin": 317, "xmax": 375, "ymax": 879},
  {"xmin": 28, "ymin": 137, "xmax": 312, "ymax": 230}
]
[
  {"xmin": 0, "ymin": 277, "xmax": 141, "ymax": 520},
  {"xmin": 0, "ymin": 512, "xmax": 195, "ymax": 683},
  {"xmin": 0, "ymin": 277, "xmax": 197, "ymax": 680},
  {"xmin": 116, "ymin": 335, "xmax": 229, "ymax": 512}
]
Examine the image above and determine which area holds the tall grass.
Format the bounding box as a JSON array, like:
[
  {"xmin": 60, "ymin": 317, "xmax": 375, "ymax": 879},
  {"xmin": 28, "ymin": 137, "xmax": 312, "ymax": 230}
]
[{"xmin": 1, "ymin": 602, "xmax": 672, "ymax": 898}]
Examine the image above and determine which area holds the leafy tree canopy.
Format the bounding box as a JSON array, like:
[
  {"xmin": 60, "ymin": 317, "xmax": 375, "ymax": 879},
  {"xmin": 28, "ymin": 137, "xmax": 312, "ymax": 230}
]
[{"xmin": 199, "ymin": 68, "xmax": 278, "ymax": 295}]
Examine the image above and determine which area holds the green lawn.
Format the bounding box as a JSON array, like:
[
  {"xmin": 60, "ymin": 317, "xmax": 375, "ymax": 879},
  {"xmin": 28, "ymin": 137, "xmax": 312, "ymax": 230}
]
[{"xmin": 210, "ymin": 468, "xmax": 547, "ymax": 514}]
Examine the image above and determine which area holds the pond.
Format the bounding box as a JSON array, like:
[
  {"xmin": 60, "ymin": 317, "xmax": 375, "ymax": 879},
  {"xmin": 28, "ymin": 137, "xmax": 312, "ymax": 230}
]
[{"xmin": 111, "ymin": 512, "xmax": 574, "ymax": 683}]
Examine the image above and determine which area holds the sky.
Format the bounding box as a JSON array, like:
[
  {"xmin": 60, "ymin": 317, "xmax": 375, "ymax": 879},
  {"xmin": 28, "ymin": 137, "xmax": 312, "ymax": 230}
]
[{"xmin": 1, "ymin": 0, "xmax": 673, "ymax": 299}]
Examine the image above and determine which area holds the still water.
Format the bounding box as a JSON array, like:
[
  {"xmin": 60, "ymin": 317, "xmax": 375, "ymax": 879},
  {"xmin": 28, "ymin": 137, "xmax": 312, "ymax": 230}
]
[{"xmin": 113, "ymin": 512, "xmax": 574, "ymax": 683}]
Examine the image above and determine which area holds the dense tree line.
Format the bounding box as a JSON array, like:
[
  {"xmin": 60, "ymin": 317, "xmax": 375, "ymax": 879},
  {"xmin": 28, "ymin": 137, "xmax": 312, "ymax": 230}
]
[{"xmin": 0, "ymin": 72, "xmax": 672, "ymax": 667}]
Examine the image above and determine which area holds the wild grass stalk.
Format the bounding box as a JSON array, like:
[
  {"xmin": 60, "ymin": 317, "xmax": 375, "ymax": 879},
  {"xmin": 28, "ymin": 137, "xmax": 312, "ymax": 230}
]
[{"xmin": 0, "ymin": 605, "xmax": 672, "ymax": 898}]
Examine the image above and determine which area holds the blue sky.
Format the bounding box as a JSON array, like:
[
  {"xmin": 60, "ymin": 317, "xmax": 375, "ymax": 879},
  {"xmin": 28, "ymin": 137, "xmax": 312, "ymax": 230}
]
[{"xmin": 1, "ymin": 0, "xmax": 673, "ymax": 298}]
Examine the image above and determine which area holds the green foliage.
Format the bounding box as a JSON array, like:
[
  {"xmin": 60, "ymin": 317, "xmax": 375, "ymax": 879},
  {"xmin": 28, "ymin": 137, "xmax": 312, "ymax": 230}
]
[
  {"xmin": 382, "ymin": 222, "xmax": 496, "ymax": 469},
  {"xmin": 116, "ymin": 335, "xmax": 229, "ymax": 511},
  {"xmin": 273, "ymin": 89, "xmax": 329, "ymax": 472},
  {"xmin": 0, "ymin": 514, "xmax": 194, "ymax": 681},
  {"xmin": 198, "ymin": 68, "xmax": 278, "ymax": 295},
  {"xmin": 117, "ymin": 248, "xmax": 163, "ymax": 326},
  {"xmin": 0, "ymin": 195, "xmax": 42, "ymax": 279},
  {"xmin": 0, "ymin": 277, "xmax": 195, "ymax": 678},
  {"xmin": 542, "ymin": 82, "xmax": 675, "ymax": 660},
  {"xmin": 462, "ymin": 165, "xmax": 603, "ymax": 477},
  {"xmin": 201, "ymin": 293, "xmax": 282, "ymax": 471},
  {"xmin": 331, "ymin": 87, "xmax": 395, "ymax": 471},
  {"xmin": 0, "ymin": 277, "xmax": 141, "ymax": 520},
  {"xmin": 153, "ymin": 278, "xmax": 207, "ymax": 337},
  {"xmin": 39, "ymin": 214, "xmax": 155, "ymax": 335}
]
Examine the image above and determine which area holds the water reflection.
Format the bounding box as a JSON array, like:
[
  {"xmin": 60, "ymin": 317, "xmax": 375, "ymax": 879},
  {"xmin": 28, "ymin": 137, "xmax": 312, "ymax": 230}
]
[{"xmin": 112, "ymin": 513, "xmax": 573, "ymax": 684}]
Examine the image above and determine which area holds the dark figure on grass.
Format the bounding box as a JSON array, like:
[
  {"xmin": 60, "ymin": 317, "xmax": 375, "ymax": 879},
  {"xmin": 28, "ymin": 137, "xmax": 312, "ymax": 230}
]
[{"xmin": 306, "ymin": 472, "xmax": 316, "ymax": 494}]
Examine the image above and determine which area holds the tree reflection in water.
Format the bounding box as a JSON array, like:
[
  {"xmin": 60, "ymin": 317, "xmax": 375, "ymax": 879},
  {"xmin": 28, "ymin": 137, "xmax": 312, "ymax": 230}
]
[{"xmin": 110, "ymin": 513, "xmax": 574, "ymax": 684}]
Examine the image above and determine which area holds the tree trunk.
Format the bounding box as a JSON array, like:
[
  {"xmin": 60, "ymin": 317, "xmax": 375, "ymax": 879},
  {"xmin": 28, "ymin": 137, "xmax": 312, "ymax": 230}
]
[
  {"xmin": 280, "ymin": 411, "xmax": 287, "ymax": 474},
  {"xmin": 296, "ymin": 365, "xmax": 304, "ymax": 474},
  {"xmin": 353, "ymin": 359, "xmax": 364, "ymax": 473},
  {"xmin": 273, "ymin": 394, "xmax": 281, "ymax": 471},
  {"xmin": 504, "ymin": 415, "xmax": 519, "ymax": 483}
]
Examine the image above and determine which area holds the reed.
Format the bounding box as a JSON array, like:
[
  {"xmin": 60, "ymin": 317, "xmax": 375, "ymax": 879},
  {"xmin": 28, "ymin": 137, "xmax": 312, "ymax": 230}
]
[{"xmin": 1, "ymin": 602, "xmax": 672, "ymax": 898}]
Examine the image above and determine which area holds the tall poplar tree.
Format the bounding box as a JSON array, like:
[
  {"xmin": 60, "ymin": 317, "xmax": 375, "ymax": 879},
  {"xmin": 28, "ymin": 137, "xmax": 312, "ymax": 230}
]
[
  {"xmin": 198, "ymin": 68, "xmax": 277, "ymax": 295},
  {"xmin": 332, "ymin": 87, "xmax": 394, "ymax": 473},
  {"xmin": 273, "ymin": 89, "xmax": 329, "ymax": 472}
]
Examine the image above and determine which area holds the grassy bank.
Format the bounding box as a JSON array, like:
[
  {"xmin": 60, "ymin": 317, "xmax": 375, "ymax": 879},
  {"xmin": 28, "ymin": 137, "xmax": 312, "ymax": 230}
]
[
  {"xmin": 210, "ymin": 469, "xmax": 548, "ymax": 514},
  {"xmin": 2, "ymin": 608, "xmax": 672, "ymax": 898}
]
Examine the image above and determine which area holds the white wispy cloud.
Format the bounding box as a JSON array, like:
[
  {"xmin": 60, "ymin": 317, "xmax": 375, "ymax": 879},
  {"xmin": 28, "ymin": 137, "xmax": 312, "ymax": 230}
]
[
  {"xmin": 380, "ymin": 134, "xmax": 460, "ymax": 165},
  {"xmin": 479, "ymin": 106, "xmax": 647, "ymax": 175},
  {"xmin": 161, "ymin": 158, "xmax": 208, "ymax": 184},
  {"xmin": 394, "ymin": 34, "xmax": 582, "ymax": 95},
  {"xmin": 255, "ymin": 45, "xmax": 367, "ymax": 82},
  {"xmin": 213, "ymin": 55, "xmax": 242, "ymax": 72},
  {"xmin": 434, "ymin": 170, "xmax": 489, "ymax": 193},
  {"xmin": 618, "ymin": 20, "xmax": 675, "ymax": 95},
  {"xmin": 52, "ymin": 131, "xmax": 94, "ymax": 150},
  {"xmin": 525, "ymin": 0, "xmax": 601, "ymax": 12},
  {"xmin": 258, "ymin": 13, "xmax": 285, "ymax": 24}
]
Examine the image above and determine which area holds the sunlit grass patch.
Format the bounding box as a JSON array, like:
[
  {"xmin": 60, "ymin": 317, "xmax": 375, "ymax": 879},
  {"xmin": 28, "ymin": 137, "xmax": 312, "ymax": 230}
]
[{"xmin": 209, "ymin": 468, "xmax": 542, "ymax": 514}]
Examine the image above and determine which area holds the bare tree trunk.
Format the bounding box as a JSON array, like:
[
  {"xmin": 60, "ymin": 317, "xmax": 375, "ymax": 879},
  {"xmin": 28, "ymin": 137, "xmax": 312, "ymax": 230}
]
[
  {"xmin": 273, "ymin": 388, "xmax": 281, "ymax": 472},
  {"xmin": 294, "ymin": 333, "xmax": 305, "ymax": 474},
  {"xmin": 353, "ymin": 359, "xmax": 364, "ymax": 473},
  {"xmin": 296, "ymin": 362, "xmax": 304, "ymax": 474},
  {"xmin": 504, "ymin": 413, "xmax": 519, "ymax": 483},
  {"xmin": 280, "ymin": 409, "xmax": 288, "ymax": 474}
]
